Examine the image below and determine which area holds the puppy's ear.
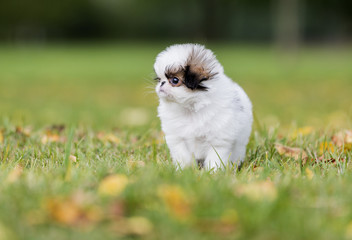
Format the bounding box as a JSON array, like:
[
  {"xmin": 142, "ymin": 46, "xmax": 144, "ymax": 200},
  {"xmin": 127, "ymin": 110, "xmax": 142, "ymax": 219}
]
[{"xmin": 183, "ymin": 65, "xmax": 208, "ymax": 91}]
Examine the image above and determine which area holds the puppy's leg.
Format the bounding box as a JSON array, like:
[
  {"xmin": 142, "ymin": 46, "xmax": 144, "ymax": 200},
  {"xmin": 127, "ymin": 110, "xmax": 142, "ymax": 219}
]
[
  {"xmin": 203, "ymin": 146, "xmax": 232, "ymax": 171},
  {"xmin": 230, "ymin": 143, "xmax": 247, "ymax": 167},
  {"xmin": 168, "ymin": 140, "xmax": 193, "ymax": 170}
]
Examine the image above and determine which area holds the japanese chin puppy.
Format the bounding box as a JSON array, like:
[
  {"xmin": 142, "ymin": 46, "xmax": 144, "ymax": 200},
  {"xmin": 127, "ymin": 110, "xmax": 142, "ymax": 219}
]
[{"xmin": 154, "ymin": 44, "xmax": 252, "ymax": 171}]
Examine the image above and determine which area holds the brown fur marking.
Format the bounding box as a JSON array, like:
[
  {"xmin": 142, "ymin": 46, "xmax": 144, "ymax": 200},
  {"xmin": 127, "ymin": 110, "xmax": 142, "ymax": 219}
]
[{"xmin": 164, "ymin": 45, "xmax": 219, "ymax": 90}]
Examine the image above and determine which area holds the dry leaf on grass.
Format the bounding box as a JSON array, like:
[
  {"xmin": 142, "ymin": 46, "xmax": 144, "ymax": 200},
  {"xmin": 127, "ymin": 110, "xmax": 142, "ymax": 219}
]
[
  {"xmin": 41, "ymin": 125, "xmax": 67, "ymax": 144},
  {"xmin": 104, "ymin": 134, "xmax": 120, "ymax": 144},
  {"xmin": 41, "ymin": 132, "xmax": 66, "ymax": 144},
  {"xmin": 15, "ymin": 126, "xmax": 32, "ymax": 137},
  {"xmin": 45, "ymin": 197, "xmax": 81, "ymax": 225},
  {"xmin": 44, "ymin": 193, "xmax": 102, "ymax": 226},
  {"xmin": 69, "ymin": 155, "xmax": 77, "ymax": 163},
  {"xmin": 98, "ymin": 174, "xmax": 128, "ymax": 197},
  {"xmin": 332, "ymin": 130, "xmax": 352, "ymax": 151},
  {"xmin": 275, "ymin": 143, "xmax": 308, "ymax": 160},
  {"xmin": 157, "ymin": 184, "xmax": 192, "ymax": 221},
  {"xmin": 97, "ymin": 132, "xmax": 120, "ymax": 145}
]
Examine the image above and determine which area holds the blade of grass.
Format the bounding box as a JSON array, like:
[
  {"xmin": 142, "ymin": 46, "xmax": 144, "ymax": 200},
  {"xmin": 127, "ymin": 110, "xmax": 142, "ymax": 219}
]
[{"xmin": 64, "ymin": 126, "xmax": 75, "ymax": 181}]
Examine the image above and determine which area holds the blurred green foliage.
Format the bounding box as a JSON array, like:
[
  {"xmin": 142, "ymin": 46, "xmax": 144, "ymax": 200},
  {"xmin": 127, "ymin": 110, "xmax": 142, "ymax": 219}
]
[{"xmin": 0, "ymin": 0, "xmax": 351, "ymax": 43}]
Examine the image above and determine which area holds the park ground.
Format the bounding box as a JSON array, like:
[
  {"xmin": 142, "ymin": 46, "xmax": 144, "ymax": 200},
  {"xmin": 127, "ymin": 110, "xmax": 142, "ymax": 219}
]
[{"xmin": 0, "ymin": 43, "xmax": 352, "ymax": 240}]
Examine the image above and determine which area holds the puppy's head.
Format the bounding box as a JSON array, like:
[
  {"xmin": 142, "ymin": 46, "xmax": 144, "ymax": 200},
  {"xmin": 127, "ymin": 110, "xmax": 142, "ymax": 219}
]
[{"xmin": 154, "ymin": 44, "xmax": 222, "ymax": 103}]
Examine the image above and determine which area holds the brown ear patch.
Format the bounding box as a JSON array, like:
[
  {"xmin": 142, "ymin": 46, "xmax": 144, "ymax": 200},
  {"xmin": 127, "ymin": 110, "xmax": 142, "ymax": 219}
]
[
  {"xmin": 182, "ymin": 46, "xmax": 218, "ymax": 91},
  {"xmin": 183, "ymin": 65, "xmax": 208, "ymax": 90}
]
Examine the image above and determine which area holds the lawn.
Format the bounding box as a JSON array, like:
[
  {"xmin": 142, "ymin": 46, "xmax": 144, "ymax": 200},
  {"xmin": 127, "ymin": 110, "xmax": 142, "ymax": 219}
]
[{"xmin": 0, "ymin": 42, "xmax": 352, "ymax": 240}]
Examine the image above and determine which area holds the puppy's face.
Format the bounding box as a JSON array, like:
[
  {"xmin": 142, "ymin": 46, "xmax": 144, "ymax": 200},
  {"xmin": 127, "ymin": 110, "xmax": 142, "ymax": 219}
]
[
  {"xmin": 155, "ymin": 64, "xmax": 210, "ymax": 102},
  {"xmin": 154, "ymin": 44, "xmax": 220, "ymax": 104}
]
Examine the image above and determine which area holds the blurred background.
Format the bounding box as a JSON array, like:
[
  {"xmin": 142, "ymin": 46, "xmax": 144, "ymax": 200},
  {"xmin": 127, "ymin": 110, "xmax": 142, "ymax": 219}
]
[{"xmin": 0, "ymin": 0, "xmax": 351, "ymax": 130}]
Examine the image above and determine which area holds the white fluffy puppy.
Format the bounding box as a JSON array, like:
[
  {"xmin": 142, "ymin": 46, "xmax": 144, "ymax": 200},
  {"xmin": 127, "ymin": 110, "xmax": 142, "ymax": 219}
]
[{"xmin": 154, "ymin": 44, "xmax": 252, "ymax": 171}]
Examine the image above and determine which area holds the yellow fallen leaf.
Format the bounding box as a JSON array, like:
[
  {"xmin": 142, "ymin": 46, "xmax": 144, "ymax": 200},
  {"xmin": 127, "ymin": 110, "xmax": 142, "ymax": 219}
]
[
  {"xmin": 157, "ymin": 184, "xmax": 192, "ymax": 221},
  {"xmin": 45, "ymin": 193, "xmax": 101, "ymax": 226},
  {"xmin": 45, "ymin": 198, "xmax": 81, "ymax": 225},
  {"xmin": 275, "ymin": 143, "xmax": 307, "ymax": 160},
  {"xmin": 98, "ymin": 174, "xmax": 128, "ymax": 197},
  {"xmin": 319, "ymin": 142, "xmax": 335, "ymax": 154},
  {"xmin": 235, "ymin": 180, "xmax": 277, "ymax": 202},
  {"xmin": 6, "ymin": 165, "xmax": 23, "ymax": 183},
  {"xmin": 305, "ymin": 168, "xmax": 314, "ymax": 180},
  {"xmin": 291, "ymin": 126, "xmax": 314, "ymax": 138}
]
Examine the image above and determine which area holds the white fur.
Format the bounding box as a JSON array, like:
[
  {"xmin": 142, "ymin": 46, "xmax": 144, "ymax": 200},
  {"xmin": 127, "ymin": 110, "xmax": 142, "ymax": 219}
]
[{"xmin": 154, "ymin": 44, "xmax": 253, "ymax": 171}]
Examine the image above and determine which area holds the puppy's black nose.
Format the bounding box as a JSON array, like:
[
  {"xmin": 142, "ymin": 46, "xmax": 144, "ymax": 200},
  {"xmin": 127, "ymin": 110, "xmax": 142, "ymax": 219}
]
[{"xmin": 160, "ymin": 81, "xmax": 166, "ymax": 87}]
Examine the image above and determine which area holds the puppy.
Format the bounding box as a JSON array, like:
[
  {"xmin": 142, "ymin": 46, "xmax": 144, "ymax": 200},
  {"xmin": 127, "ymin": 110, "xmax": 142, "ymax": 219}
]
[{"xmin": 154, "ymin": 44, "xmax": 252, "ymax": 171}]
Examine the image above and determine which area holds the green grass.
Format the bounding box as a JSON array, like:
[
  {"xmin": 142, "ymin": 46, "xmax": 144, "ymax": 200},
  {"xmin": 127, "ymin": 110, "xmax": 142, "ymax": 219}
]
[{"xmin": 0, "ymin": 43, "xmax": 352, "ymax": 240}]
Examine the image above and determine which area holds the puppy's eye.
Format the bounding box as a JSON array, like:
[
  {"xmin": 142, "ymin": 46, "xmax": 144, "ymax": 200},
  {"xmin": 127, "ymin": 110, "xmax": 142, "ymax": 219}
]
[{"xmin": 171, "ymin": 77, "xmax": 179, "ymax": 85}]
